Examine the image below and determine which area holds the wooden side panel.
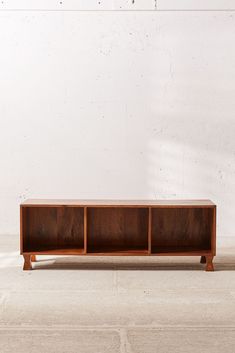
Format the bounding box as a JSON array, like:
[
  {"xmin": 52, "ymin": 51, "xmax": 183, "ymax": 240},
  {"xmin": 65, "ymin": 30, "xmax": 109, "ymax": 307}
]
[
  {"xmin": 148, "ymin": 207, "xmax": 152, "ymax": 254},
  {"xmin": 20, "ymin": 206, "xmax": 25, "ymax": 254},
  {"xmin": 211, "ymin": 206, "xmax": 216, "ymax": 256},
  {"xmin": 84, "ymin": 207, "xmax": 87, "ymax": 254}
]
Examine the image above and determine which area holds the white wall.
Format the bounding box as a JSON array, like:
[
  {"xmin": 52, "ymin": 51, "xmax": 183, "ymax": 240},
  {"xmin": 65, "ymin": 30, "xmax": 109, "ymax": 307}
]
[
  {"xmin": 1, "ymin": 0, "xmax": 235, "ymax": 10},
  {"xmin": 0, "ymin": 9, "xmax": 235, "ymax": 236}
]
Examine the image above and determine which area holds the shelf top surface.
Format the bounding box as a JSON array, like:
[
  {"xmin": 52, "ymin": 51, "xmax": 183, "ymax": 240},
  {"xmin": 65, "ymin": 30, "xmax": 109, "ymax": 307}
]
[{"xmin": 21, "ymin": 199, "xmax": 216, "ymax": 207}]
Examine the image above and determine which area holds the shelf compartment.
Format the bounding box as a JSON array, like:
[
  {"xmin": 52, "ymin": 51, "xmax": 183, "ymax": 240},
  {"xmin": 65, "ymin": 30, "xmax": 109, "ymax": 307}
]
[
  {"xmin": 22, "ymin": 206, "xmax": 84, "ymax": 252},
  {"xmin": 87, "ymin": 207, "xmax": 149, "ymax": 253},
  {"xmin": 151, "ymin": 207, "xmax": 213, "ymax": 254}
]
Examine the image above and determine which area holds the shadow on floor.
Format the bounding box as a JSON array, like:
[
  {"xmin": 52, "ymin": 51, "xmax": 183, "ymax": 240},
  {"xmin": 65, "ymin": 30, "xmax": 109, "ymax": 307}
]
[
  {"xmin": 30, "ymin": 257, "xmax": 214, "ymax": 271},
  {"xmin": 31, "ymin": 256, "xmax": 234, "ymax": 271}
]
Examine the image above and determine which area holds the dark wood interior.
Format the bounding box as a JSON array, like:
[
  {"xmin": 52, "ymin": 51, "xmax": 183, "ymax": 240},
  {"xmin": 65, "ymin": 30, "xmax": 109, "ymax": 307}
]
[
  {"xmin": 87, "ymin": 207, "xmax": 149, "ymax": 253},
  {"xmin": 151, "ymin": 207, "xmax": 213, "ymax": 254},
  {"xmin": 23, "ymin": 206, "xmax": 84, "ymax": 252},
  {"xmin": 20, "ymin": 199, "xmax": 216, "ymax": 270}
]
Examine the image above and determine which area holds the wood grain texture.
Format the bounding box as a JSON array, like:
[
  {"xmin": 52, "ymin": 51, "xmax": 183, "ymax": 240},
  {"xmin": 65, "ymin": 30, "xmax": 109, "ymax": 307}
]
[
  {"xmin": 57, "ymin": 207, "xmax": 84, "ymax": 249},
  {"xmin": 200, "ymin": 256, "xmax": 206, "ymax": 264},
  {"xmin": 87, "ymin": 207, "xmax": 149, "ymax": 253},
  {"xmin": 24, "ymin": 248, "xmax": 85, "ymax": 255},
  {"xmin": 151, "ymin": 208, "xmax": 213, "ymax": 253},
  {"xmin": 21, "ymin": 199, "xmax": 215, "ymax": 207},
  {"xmin": 148, "ymin": 207, "xmax": 152, "ymax": 254},
  {"xmin": 23, "ymin": 254, "xmax": 32, "ymax": 271},
  {"xmin": 31, "ymin": 255, "xmax": 36, "ymax": 262},
  {"xmin": 84, "ymin": 206, "xmax": 87, "ymax": 254},
  {"xmin": 206, "ymin": 255, "xmax": 214, "ymax": 271},
  {"xmin": 21, "ymin": 200, "xmax": 216, "ymax": 271},
  {"xmin": 23, "ymin": 206, "xmax": 84, "ymax": 252}
]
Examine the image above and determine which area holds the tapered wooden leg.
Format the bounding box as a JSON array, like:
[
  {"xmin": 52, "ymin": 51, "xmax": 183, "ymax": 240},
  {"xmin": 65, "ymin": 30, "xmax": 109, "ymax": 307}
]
[
  {"xmin": 31, "ymin": 255, "xmax": 36, "ymax": 262},
  {"xmin": 205, "ymin": 256, "xmax": 214, "ymax": 272},
  {"xmin": 200, "ymin": 256, "xmax": 206, "ymax": 264},
  {"xmin": 23, "ymin": 254, "xmax": 32, "ymax": 271}
]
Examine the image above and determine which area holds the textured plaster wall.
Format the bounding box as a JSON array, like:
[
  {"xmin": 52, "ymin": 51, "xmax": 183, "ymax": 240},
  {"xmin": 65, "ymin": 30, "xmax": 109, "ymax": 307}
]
[
  {"xmin": 0, "ymin": 8, "xmax": 235, "ymax": 235},
  {"xmin": 1, "ymin": 0, "xmax": 235, "ymax": 10}
]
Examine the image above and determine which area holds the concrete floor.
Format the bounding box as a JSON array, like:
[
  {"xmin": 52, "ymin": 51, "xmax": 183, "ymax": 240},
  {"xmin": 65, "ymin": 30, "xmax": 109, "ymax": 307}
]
[{"xmin": 1, "ymin": 235, "xmax": 235, "ymax": 352}]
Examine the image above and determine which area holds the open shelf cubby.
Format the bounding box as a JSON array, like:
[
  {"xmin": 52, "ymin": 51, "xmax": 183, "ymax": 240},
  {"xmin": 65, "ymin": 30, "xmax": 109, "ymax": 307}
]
[
  {"xmin": 22, "ymin": 206, "xmax": 84, "ymax": 253},
  {"xmin": 87, "ymin": 207, "xmax": 149, "ymax": 254},
  {"xmin": 151, "ymin": 207, "xmax": 214, "ymax": 255},
  {"xmin": 20, "ymin": 199, "xmax": 216, "ymax": 271}
]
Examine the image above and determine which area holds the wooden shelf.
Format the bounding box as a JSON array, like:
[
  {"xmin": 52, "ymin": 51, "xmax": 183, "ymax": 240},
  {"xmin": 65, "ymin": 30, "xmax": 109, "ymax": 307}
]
[
  {"xmin": 20, "ymin": 199, "xmax": 216, "ymax": 271},
  {"xmin": 87, "ymin": 247, "xmax": 149, "ymax": 256},
  {"xmin": 151, "ymin": 247, "xmax": 211, "ymax": 256},
  {"xmin": 24, "ymin": 248, "xmax": 85, "ymax": 255}
]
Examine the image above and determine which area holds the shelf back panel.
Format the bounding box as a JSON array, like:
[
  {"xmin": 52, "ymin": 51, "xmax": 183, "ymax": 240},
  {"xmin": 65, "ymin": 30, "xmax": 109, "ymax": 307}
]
[
  {"xmin": 151, "ymin": 207, "xmax": 213, "ymax": 252},
  {"xmin": 23, "ymin": 206, "xmax": 84, "ymax": 252},
  {"xmin": 87, "ymin": 207, "xmax": 149, "ymax": 252}
]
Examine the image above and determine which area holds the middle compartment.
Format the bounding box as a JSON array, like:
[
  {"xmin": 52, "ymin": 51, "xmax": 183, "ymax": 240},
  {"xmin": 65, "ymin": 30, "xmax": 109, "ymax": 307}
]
[{"xmin": 87, "ymin": 207, "xmax": 149, "ymax": 254}]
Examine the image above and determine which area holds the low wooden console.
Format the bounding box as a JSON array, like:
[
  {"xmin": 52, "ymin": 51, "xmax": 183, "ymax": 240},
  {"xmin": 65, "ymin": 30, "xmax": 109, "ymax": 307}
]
[{"xmin": 20, "ymin": 199, "xmax": 216, "ymax": 271}]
